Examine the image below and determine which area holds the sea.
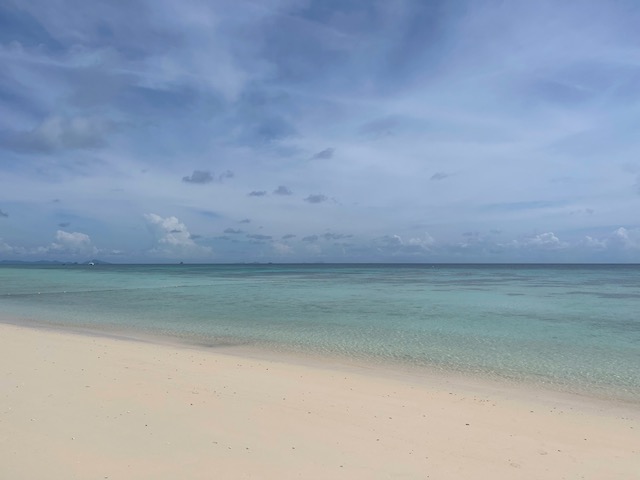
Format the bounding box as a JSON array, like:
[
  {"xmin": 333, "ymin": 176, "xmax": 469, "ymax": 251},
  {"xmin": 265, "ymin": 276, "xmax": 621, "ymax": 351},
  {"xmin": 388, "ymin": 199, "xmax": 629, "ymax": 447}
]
[{"xmin": 1, "ymin": 263, "xmax": 639, "ymax": 401}]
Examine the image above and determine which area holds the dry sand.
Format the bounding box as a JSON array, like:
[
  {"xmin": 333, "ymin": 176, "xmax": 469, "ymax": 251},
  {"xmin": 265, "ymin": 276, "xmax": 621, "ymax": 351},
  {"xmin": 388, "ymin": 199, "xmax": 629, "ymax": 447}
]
[{"xmin": 0, "ymin": 322, "xmax": 638, "ymax": 479}]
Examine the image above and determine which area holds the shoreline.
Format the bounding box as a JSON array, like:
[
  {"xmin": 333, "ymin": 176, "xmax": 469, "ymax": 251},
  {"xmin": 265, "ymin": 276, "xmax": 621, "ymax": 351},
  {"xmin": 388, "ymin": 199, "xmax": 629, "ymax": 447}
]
[
  {"xmin": 1, "ymin": 320, "xmax": 639, "ymax": 479},
  {"xmin": 3, "ymin": 314, "xmax": 639, "ymax": 408}
]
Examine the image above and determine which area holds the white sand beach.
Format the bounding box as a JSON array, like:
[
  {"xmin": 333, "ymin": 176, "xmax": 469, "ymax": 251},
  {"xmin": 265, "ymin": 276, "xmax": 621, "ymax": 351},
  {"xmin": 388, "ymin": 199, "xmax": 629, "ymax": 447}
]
[{"xmin": 0, "ymin": 322, "xmax": 638, "ymax": 479}]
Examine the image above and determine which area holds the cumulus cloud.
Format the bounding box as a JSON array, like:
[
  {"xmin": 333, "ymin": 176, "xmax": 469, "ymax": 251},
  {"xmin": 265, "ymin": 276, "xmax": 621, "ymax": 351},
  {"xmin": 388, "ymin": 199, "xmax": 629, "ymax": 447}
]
[
  {"xmin": 0, "ymin": 230, "xmax": 97, "ymax": 257},
  {"xmin": 376, "ymin": 235, "xmax": 403, "ymax": 246},
  {"xmin": 273, "ymin": 185, "xmax": 292, "ymax": 195},
  {"xmin": 583, "ymin": 227, "xmax": 640, "ymax": 251},
  {"xmin": 370, "ymin": 234, "xmax": 438, "ymax": 257},
  {"xmin": 53, "ymin": 230, "xmax": 93, "ymax": 250},
  {"xmin": 248, "ymin": 190, "xmax": 267, "ymax": 197},
  {"xmin": 47, "ymin": 230, "xmax": 98, "ymax": 256},
  {"xmin": 272, "ymin": 242, "xmax": 293, "ymax": 255},
  {"xmin": 408, "ymin": 233, "xmax": 435, "ymax": 249},
  {"xmin": 310, "ymin": 148, "xmax": 335, "ymax": 160},
  {"xmin": 374, "ymin": 233, "xmax": 435, "ymax": 256},
  {"xmin": 0, "ymin": 239, "xmax": 15, "ymax": 253},
  {"xmin": 144, "ymin": 213, "xmax": 210, "ymax": 257},
  {"xmin": 182, "ymin": 170, "xmax": 214, "ymax": 184},
  {"xmin": 580, "ymin": 227, "xmax": 640, "ymax": 254},
  {"xmin": 521, "ymin": 232, "xmax": 567, "ymax": 249},
  {"xmin": 0, "ymin": 209, "xmax": 8, "ymax": 218},
  {"xmin": 3, "ymin": 116, "xmax": 115, "ymax": 153},
  {"xmin": 0, "ymin": 236, "xmax": 30, "ymax": 255},
  {"xmin": 611, "ymin": 227, "xmax": 640, "ymax": 249},
  {"xmin": 584, "ymin": 236, "xmax": 607, "ymax": 249},
  {"xmin": 304, "ymin": 194, "xmax": 328, "ymax": 204}
]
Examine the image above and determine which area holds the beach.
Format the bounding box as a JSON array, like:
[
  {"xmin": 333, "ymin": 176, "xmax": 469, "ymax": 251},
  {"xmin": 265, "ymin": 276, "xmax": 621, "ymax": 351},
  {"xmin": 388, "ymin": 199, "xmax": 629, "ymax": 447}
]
[{"xmin": 1, "ymin": 322, "xmax": 638, "ymax": 479}]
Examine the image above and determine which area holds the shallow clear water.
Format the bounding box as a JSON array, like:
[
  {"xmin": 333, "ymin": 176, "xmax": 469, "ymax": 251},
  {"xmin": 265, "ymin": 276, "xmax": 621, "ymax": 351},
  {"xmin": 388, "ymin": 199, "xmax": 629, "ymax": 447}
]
[{"xmin": 1, "ymin": 264, "xmax": 639, "ymax": 400}]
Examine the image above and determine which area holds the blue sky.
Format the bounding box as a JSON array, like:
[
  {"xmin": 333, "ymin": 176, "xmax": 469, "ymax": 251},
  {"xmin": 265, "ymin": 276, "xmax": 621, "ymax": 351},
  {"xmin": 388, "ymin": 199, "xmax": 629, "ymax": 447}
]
[{"xmin": 1, "ymin": 0, "xmax": 640, "ymax": 263}]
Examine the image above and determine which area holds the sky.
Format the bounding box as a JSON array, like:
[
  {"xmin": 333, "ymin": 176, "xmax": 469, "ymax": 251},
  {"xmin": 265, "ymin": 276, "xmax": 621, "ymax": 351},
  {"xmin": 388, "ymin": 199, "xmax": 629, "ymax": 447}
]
[{"xmin": 1, "ymin": 0, "xmax": 640, "ymax": 263}]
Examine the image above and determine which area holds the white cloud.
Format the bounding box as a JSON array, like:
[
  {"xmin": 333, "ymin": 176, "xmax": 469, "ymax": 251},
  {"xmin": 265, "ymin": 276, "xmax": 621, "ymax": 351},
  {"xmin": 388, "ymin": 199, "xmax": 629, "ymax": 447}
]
[
  {"xmin": 376, "ymin": 234, "xmax": 403, "ymax": 246},
  {"xmin": 611, "ymin": 227, "xmax": 640, "ymax": 249},
  {"xmin": 0, "ymin": 231, "xmax": 97, "ymax": 258},
  {"xmin": 34, "ymin": 230, "xmax": 97, "ymax": 257},
  {"xmin": 584, "ymin": 235, "xmax": 607, "ymax": 249},
  {"xmin": 52, "ymin": 230, "xmax": 96, "ymax": 253},
  {"xmin": 408, "ymin": 232, "xmax": 435, "ymax": 249},
  {"xmin": 144, "ymin": 3, "xmax": 250, "ymax": 101},
  {"xmin": 584, "ymin": 227, "xmax": 640, "ymax": 251},
  {"xmin": 272, "ymin": 242, "xmax": 293, "ymax": 255},
  {"xmin": 523, "ymin": 232, "xmax": 566, "ymax": 249},
  {"xmin": 144, "ymin": 213, "xmax": 211, "ymax": 258},
  {"xmin": 0, "ymin": 239, "xmax": 16, "ymax": 254},
  {"xmin": 1, "ymin": 1, "xmax": 640, "ymax": 263},
  {"xmin": 504, "ymin": 232, "xmax": 568, "ymax": 251}
]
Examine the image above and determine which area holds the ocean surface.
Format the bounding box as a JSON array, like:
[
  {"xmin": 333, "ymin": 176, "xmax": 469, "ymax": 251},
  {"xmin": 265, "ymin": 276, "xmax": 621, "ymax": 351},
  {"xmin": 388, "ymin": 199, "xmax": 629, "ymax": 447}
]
[{"xmin": 1, "ymin": 264, "xmax": 639, "ymax": 401}]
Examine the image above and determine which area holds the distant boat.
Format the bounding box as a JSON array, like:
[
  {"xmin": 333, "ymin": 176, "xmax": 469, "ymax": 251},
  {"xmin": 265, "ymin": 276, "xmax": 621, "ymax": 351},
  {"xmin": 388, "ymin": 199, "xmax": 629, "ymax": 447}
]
[{"xmin": 88, "ymin": 262, "xmax": 95, "ymax": 266}]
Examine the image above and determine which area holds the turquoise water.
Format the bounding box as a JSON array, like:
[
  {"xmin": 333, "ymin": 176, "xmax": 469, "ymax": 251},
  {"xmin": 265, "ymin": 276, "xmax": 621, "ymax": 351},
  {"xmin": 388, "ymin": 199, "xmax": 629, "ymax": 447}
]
[{"xmin": 1, "ymin": 264, "xmax": 639, "ymax": 400}]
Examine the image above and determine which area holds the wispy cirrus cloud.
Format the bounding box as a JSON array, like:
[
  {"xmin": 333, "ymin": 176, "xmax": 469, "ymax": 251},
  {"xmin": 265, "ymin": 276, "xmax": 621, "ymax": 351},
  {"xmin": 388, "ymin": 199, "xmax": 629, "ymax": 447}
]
[
  {"xmin": 2, "ymin": 116, "xmax": 116, "ymax": 153},
  {"xmin": 1, "ymin": 0, "xmax": 640, "ymax": 262}
]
